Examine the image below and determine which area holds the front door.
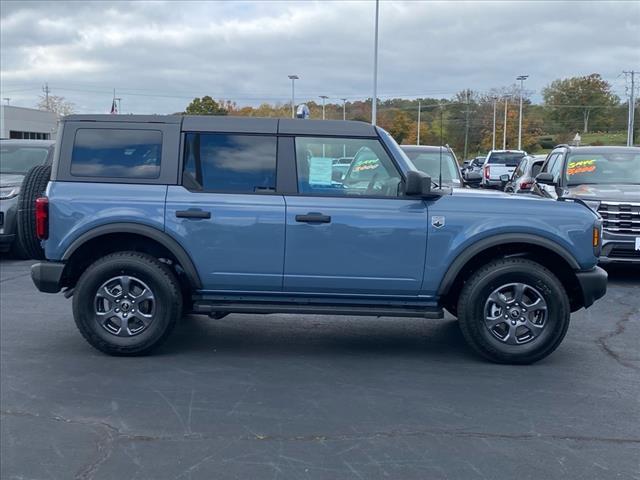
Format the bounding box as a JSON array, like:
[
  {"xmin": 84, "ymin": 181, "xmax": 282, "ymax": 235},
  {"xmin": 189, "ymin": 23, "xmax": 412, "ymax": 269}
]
[
  {"xmin": 165, "ymin": 132, "xmax": 285, "ymax": 292},
  {"xmin": 283, "ymin": 136, "xmax": 429, "ymax": 295}
]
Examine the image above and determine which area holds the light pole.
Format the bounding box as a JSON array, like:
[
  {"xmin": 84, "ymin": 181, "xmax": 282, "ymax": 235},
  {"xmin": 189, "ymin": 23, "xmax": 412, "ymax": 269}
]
[
  {"xmin": 288, "ymin": 75, "xmax": 299, "ymax": 118},
  {"xmin": 492, "ymin": 96, "xmax": 498, "ymax": 150},
  {"xmin": 320, "ymin": 95, "xmax": 329, "ymax": 120},
  {"xmin": 341, "ymin": 98, "xmax": 347, "ymax": 121},
  {"xmin": 115, "ymin": 97, "xmax": 122, "ymax": 114},
  {"xmin": 516, "ymin": 75, "xmax": 528, "ymax": 150},
  {"xmin": 417, "ymin": 100, "xmax": 421, "ymax": 145},
  {"xmin": 503, "ymin": 95, "xmax": 511, "ymax": 150},
  {"xmin": 371, "ymin": 0, "xmax": 379, "ymax": 125}
]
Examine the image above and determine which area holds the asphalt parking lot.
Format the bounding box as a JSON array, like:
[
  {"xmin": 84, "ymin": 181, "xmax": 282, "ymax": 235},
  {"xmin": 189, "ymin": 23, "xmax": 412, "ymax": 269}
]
[{"xmin": 1, "ymin": 258, "xmax": 638, "ymax": 480}]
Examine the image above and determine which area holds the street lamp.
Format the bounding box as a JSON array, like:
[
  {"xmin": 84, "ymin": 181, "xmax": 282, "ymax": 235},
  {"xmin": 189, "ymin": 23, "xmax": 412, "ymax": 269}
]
[
  {"xmin": 503, "ymin": 95, "xmax": 511, "ymax": 150},
  {"xmin": 491, "ymin": 96, "xmax": 498, "ymax": 150},
  {"xmin": 288, "ymin": 75, "xmax": 299, "ymax": 119},
  {"xmin": 341, "ymin": 98, "xmax": 347, "ymax": 121},
  {"xmin": 516, "ymin": 75, "xmax": 529, "ymax": 150},
  {"xmin": 371, "ymin": 0, "xmax": 379, "ymax": 125},
  {"xmin": 320, "ymin": 95, "xmax": 329, "ymax": 120}
]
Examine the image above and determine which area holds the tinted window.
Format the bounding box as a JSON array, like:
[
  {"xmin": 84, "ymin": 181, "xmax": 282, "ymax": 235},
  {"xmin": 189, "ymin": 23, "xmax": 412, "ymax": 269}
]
[
  {"xmin": 488, "ymin": 152, "xmax": 526, "ymax": 166},
  {"xmin": 549, "ymin": 153, "xmax": 564, "ymax": 181},
  {"xmin": 184, "ymin": 133, "xmax": 277, "ymax": 193},
  {"xmin": 295, "ymin": 137, "xmax": 401, "ymax": 197},
  {"xmin": 71, "ymin": 129, "xmax": 161, "ymax": 178},
  {"xmin": 0, "ymin": 146, "xmax": 50, "ymax": 174},
  {"xmin": 531, "ymin": 161, "xmax": 543, "ymax": 178},
  {"xmin": 513, "ymin": 157, "xmax": 528, "ymax": 178}
]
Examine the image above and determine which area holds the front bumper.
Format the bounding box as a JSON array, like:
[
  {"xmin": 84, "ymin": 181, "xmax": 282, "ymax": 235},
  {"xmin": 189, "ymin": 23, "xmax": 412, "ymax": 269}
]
[
  {"xmin": 598, "ymin": 231, "xmax": 640, "ymax": 264},
  {"xmin": 31, "ymin": 261, "xmax": 65, "ymax": 293},
  {"xmin": 575, "ymin": 266, "xmax": 608, "ymax": 309}
]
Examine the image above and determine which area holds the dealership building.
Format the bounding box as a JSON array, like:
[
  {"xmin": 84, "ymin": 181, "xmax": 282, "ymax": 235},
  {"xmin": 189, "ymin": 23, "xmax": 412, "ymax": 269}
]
[{"xmin": 0, "ymin": 105, "xmax": 58, "ymax": 140}]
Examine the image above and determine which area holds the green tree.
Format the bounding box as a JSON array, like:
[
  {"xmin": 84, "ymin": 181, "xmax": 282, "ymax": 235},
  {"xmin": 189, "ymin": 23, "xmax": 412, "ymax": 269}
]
[
  {"xmin": 184, "ymin": 96, "xmax": 228, "ymax": 115},
  {"xmin": 542, "ymin": 74, "xmax": 618, "ymax": 133}
]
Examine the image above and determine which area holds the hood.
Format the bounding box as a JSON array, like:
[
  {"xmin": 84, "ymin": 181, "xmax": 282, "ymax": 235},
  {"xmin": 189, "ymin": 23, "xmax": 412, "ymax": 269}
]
[
  {"xmin": 0, "ymin": 173, "xmax": 25, "ymax": 187},
  {"xmin": 567, "ymin": 184, "xmax": 640, "ymax": 203},
  {"xmin": 451, "ymin": 186, "xmax": 550, "ymax": 202}
]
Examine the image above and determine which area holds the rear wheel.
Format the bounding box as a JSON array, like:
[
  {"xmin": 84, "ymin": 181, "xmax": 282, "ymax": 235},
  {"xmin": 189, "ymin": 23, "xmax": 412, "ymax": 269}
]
[
  {"xmin": 72, "ymin": 251, "xmax": 182, "ymax": 355},
  {"xmin": 457, "ymin": 258, "xmax": 570, "ymax": 364},
  {"xmin": 16, "ymin": 164, "xmax": 51, "ymax": 260}
]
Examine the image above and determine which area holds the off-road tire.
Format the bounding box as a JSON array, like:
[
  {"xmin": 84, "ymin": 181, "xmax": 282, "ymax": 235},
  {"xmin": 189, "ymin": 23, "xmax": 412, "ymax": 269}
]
[
  {"xmin": 73, "ymin": 251, "xmax": 182, "ymax": 355},
  {"xmin": 16, "ymin": 164, "xmax": 51, "ymax": 260},
  {"xmin": 457, "ymin": 258, "xmax": 570, "ymax": 364}
]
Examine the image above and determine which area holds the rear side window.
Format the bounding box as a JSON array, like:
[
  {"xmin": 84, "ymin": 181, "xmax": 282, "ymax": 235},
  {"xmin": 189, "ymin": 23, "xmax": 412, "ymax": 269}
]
[
  {"xmin": 71, "ymin": 129, "xmax": 162, "ymax": 178},
  {"xmin": 183, "ymin": 133, "xmax": 277, "ymax": 193}
]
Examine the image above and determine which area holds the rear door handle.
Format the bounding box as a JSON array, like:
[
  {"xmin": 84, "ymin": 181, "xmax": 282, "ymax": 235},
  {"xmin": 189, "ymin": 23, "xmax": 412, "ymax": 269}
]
[
  {"xmin": 176, "ymin": 209, "xmax": 211, "ymax": 219},
  {"xmin": 295, "ymin": 213, "xmax": 331, "ymax": 224}
]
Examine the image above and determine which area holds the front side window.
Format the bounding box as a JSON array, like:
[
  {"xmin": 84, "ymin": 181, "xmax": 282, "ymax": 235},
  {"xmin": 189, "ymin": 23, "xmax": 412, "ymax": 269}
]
[
  {"xmin": 184, "ymin": 133, "xmax": 277, "ymax": 193},
  {"xmin": 71, "ymin": 129, "xmax": 161, "ymax": 178},
  {"xmin": 295, "ymin": 137, "xmax": 401, "ymax": 197}
]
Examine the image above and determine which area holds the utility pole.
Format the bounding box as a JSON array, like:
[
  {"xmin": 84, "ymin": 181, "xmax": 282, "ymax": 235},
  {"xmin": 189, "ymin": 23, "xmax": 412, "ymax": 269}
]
[
  {"xmin": 624, "ymin": 70, "xmax": 636, "ymax": 146},
  {"xmin": 42, "ymin": 83, "xmax": 50, "ymax": 110},
  {"xmin": 341, "ymin": 98, "xmax": 347, "ymax": 121},
  {"xmin": 503, "ymin": 95, "xmax": 511, "ymax": 150},
  {"xmin": 417, "ymin": 100, "xmax": 421, "ymax": 146},
  {"xmin": 288, "ymin": 75, "xmax": 299, "ymax": 118},
  {"xmin": 492, "ymin": 96, "xmax": 498, "ymax": 150},
  {"xmin": 463, "ymin": 90, "xmax": 470, "ymax": 160},
  {"xmin": 320, "ymin": 95, "xmax": 328, "ymax": 120},
  {"xmin": 516, "ymin": 75, "xmax": 529, "ymax": 150},
  {"xmin": 371, "ymin": 0, "xmax": 379, "ymax": 125}
]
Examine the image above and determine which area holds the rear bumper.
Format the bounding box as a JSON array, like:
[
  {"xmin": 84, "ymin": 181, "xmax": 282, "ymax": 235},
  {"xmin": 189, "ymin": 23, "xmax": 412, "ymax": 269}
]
[
  {"xmin": 31, "ymin": 261, "xmax": 65, "ymax": 293},
  {"xmin": 575, "ymin": 266, "xmax": 608, "ymax": 309}
]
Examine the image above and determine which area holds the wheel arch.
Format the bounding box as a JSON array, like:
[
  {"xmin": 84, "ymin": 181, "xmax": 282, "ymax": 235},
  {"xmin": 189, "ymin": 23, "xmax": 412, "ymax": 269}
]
[
  {"xmin": 61, "ymin": 223, "xmax": 202, "ymax": 290},
  {"xmin": 438, "ymin": 234, "xmax": 585, "ymax": 313}
]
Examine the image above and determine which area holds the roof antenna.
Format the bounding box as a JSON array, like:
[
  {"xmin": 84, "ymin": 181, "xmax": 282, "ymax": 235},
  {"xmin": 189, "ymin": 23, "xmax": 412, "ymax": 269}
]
[{"xmin": 438, "ymin": 104, "xmax": 444, "ymax": 189}]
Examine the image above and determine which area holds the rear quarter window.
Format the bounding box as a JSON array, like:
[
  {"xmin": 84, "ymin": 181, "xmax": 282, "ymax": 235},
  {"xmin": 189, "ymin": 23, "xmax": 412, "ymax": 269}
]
[{"xmin": 70, "ymin": 129, "xmax": 162, "ymax": 178}]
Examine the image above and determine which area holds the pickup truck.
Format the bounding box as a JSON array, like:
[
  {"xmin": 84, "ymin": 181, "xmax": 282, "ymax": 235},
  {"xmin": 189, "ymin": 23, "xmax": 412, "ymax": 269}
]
[
  {"xmin": 27, "ymin": 115, "xmax": 607, "ymax": 364},
  {"xmin": 481, "ymin": 150, "xmax": 527, "ymax": 188}
]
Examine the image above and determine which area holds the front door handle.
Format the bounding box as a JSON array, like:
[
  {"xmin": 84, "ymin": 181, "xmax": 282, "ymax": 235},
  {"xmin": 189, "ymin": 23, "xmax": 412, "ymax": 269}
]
[
  {"xmin": 176, "ymin": 209, "xmax": 211, "ymax": 219},
  {"xmin": 295, "ymin": 213, "xmax": 331, "ymax": 223}
]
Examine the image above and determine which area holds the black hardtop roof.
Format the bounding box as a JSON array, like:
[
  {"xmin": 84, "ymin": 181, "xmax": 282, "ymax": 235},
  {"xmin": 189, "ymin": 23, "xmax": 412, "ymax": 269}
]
[
  {"xmin": 556, "ymin": 145, "xmax": 640, "ymax": 154},
  {"xmin": 64, "ymin": 114, "xmax": 377, "ymax": 137},
  {"xmin": 400, "ymin": 145, "xmax": 448, "ymax": 152}
]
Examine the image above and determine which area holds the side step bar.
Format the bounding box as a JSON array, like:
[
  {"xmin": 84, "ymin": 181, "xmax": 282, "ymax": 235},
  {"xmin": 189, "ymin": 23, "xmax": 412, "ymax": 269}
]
[{"xmin": 192, "ymin": 301, "xmax": 444, "ymax": 319}]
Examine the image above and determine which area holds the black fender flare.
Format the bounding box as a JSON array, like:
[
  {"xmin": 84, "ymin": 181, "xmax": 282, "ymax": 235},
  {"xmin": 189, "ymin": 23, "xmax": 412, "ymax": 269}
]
[
  {"xmin": 62, "ymin": 223, "xmax": 202, "ymax": 289},
  {"xmin": 437, "ymin": 233, "xmax": 580, "ymax": 296}
]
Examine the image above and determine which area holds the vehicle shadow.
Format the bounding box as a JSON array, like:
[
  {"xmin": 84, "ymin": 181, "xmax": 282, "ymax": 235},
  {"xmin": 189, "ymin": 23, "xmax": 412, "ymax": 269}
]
[
  {"xmin": 158, "ymin": 313, "xmax": 478, "ymax": 361},
  {"xmin": 603, "ymin": 264, "xmax": 640, "ymax": 286}
]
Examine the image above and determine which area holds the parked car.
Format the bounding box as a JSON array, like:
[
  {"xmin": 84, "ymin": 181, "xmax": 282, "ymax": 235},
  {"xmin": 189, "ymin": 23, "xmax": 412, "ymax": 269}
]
[
  {"xmin": 532, "ymin": 145, "xmax": 640, "ymax": 264},
  {"xmin": 400, "ymin": 145, "xmax": 480, "ymax": 188},
  {"xmin": 463, "ymin": 156, "xmax": 484, "ymax": 174},
  {"xmin": 481, "ymin": 150, "xmax": 527, "ymax": 188},
  {"xmin": 504, "ymin": 155, "xmax": 546, "ymax": 193},
  {"xmin": 29, "ymin": 115, "xmax": 606, "ymax": 364},
  {"xmin": 0, "ymin": 139, "xmax": 54, "ymax": 255}
]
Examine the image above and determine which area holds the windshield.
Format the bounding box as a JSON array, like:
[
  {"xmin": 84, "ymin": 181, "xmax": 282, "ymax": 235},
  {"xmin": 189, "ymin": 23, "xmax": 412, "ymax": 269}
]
[
  {"xmin": 566, "ymin": 152, "xmax": 640, "ymax": 186},
  {"xmin": 487, "ymin": 152, "xmax": 525, "ymax": 166},
  {"xmin": 0, "ymin": 146, "xmax": 50, "ymax": 174},
  {"xmin": 403, "ymin": 150, "xmax": 460, "ymax": 185}
]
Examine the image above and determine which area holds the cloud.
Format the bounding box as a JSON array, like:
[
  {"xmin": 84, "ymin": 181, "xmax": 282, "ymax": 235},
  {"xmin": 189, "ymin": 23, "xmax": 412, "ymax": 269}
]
[{"xmin": 1, "ymin": 0, "xmax": 638, "ymax": 114}]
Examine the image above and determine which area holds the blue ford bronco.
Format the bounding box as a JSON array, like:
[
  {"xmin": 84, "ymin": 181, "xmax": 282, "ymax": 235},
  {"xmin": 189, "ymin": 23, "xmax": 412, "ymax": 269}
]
[{"xmin": 28, "ymin": 115, "xmax": 607, "ymax": 363}]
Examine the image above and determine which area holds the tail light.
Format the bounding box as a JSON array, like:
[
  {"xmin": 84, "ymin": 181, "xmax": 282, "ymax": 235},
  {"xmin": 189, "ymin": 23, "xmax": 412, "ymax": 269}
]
[
  {"xmin": 484, "ymin": 165, "xmax": 490, "ymax": 179},
  {"xmin": 35, "ymin": 197, "xmax": 49, "ymax": 240},
  {"xmin": 520, "ymin": 180, "xmax": 532, "ymax": 190}
]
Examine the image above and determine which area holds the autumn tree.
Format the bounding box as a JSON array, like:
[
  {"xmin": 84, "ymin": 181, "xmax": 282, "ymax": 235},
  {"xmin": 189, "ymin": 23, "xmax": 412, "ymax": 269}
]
[
  {"xmin": 542, "ymin": 74, "xmax": 618, "ymax": 133},
  {"xmin": 184, "ymin": 96, "xmax": 228, "ymax": 115},
  {"xmin": 37, "ymin": 94, "xmax": 75, "ymax": 117}
]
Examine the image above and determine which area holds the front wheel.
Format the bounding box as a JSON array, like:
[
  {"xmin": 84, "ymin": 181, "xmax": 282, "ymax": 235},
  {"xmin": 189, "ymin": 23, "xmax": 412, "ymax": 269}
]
[
  {"xmin": 72, "ymin": 252, "xmax": 182, "ymax": 355},
  {"xmin": 457, "ymin": 258, "xmax": 570, "ymax": 364}
]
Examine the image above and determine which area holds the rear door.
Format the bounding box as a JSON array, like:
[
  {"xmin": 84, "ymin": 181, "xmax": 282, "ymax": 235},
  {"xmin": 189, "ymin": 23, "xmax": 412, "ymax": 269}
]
[
  {"xmin": 165, "ymin": 131, "xmax": 285, "ymax": 292},
  {"xmin": 282, "ymin": 135, "xmax": 429, "ymax": 295}
]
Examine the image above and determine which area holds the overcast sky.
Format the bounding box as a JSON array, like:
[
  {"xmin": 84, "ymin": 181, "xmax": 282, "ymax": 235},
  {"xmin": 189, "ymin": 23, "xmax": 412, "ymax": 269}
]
[{"xmin": 1, "ymin": 0, "xmax": 639, "ymax": 114}]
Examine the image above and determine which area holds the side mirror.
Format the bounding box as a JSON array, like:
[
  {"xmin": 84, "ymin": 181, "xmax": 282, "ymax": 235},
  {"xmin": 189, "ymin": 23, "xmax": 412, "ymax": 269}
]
[
  {"xmin": 535, "ymin": 172, "xmax": 556, "ymax": 186},
  {"xmin": 405, "ymin": 170, "xmax": 431, "ymax": 196},
  {"xmin": 464, "ymin": 171, "xmax": 482, "ymax": 186}
]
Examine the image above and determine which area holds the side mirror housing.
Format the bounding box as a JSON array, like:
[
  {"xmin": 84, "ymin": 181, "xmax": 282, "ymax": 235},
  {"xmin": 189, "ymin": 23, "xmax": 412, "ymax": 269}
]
[
  {"xmin": 405, "ymin": 170, "xmax": 431, "ymax": 196},
  {"xmin": 464, "ymin": 171, "xmax": 482, "ymax": 186},
  {"xmin": 535, "ymin": 172, "xmax": 556, "ymax": 186}
]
